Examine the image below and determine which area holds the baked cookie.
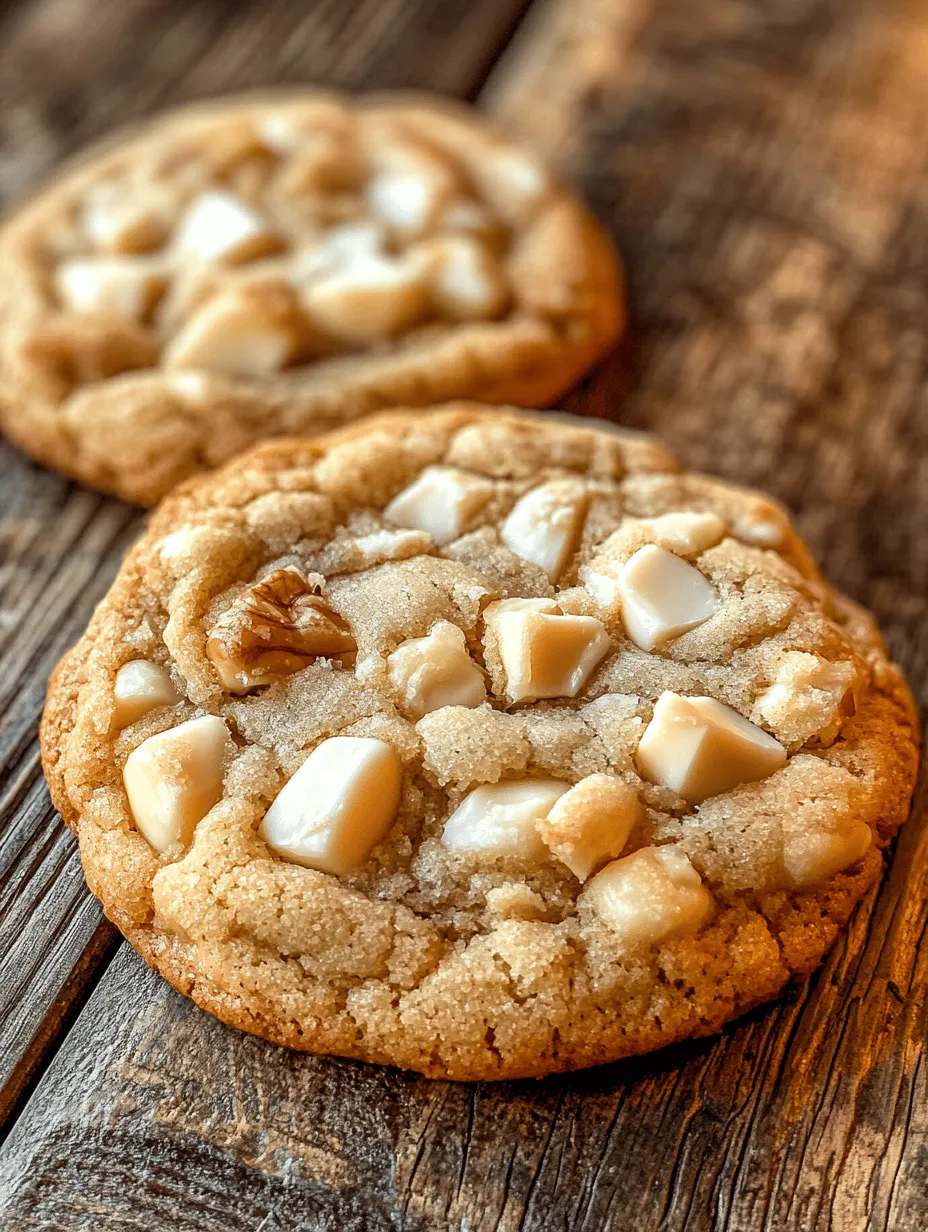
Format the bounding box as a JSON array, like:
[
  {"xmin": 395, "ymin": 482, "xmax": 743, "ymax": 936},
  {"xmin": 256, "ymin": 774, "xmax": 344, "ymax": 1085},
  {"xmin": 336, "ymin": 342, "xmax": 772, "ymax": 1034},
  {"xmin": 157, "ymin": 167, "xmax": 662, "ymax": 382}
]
[
  {"xmin": 0, "ymin": 92, "xmax": 622, "ymax": 505},
  {"xmin": 41, "ymin": 406, "xmax": 917, "ymax": 1081}
]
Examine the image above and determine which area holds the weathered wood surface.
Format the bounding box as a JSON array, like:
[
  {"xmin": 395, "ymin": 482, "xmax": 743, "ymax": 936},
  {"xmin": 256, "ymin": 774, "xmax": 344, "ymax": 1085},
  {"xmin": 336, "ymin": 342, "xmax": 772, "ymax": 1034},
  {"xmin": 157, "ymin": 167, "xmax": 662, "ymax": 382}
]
[
  {"xmin": 0, "ymin": 0, "xmax": 533, "ymax": 1143},
  {"xmin": 2, "ymin": 0, "xmax": 928, "ymax": 1228}
]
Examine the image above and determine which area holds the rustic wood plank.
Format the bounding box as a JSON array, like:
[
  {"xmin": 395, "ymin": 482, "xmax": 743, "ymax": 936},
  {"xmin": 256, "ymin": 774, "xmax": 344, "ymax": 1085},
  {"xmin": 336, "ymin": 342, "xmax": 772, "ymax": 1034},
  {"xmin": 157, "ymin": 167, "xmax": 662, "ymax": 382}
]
[
  {"xmin": 5, "ymin": 0, "xmax": 928, "ymax": 1228},
  {"xmin": 0, "ymin": 0, "xmax": 535, "ymax": 1142},
  {"xmin": 0, "ymin": 454, "xmax": 133, "ymax": 1127}
]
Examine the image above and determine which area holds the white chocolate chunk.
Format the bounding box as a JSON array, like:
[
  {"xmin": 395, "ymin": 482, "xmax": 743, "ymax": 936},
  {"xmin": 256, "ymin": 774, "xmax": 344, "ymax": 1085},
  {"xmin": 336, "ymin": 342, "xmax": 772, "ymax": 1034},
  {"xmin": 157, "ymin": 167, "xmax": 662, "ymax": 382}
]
[
  {"xmin": 55, "ymin": 257, "xmax": 166, "ymax": 319},
  {"xmin": 366, "ymin": 144, "xmax": 456, "ymax": 238},
  {"xmin": 388, "ymin": 621, "xmax": 486, "ymax": 718},
  {"xmin": 501, "ymin": 481, "xmax": 587, "ymax": 582},
  {"xmin": 783, "ymin": 822, "xmax": 872, "ymax": 888},
  {"xmin": 174, "ymin": 190, "xmax": 280, "ymax": 264},
  {"xmin": 123, "ymin": 715, "xmax": 232, "ymax": 853},
  {"xmin": 753, "ymin": 652, "xmax": 858, "ymax": 748},
  {"xmin": 302, "ymin": 252, "xmax": 429, "ymax": 343},
  {"xmin": 619, "ymin": 545, "xmax": 718, "ymax": 651},
  {"xmin": 486, "ymin": 598, "xmax": 611, "ymax": 703},
  {"xmin": 81, "ymin": 181, "xmax": 172, "ymax": 253},
  {"xmin": 583, "ymin": 847, "xmax": 713, "ymax": 945},
  {"xmin": 367, "ymin": 169, "xmax": 440, "ymax": 237},
  {"xmin": 441, "ymin": 779, "xmax": 569, "ymax": 860},
  {"xmin": 537, "ymin": 774, "xmax": 642, "ymax": 881},
  {"xmin": 112, "ymin": 660, "xmax": 179, "ymax": 729},
  {"xmin": 163, "ymin": 292, "xmax": 297, "ymax": 376},
  {"xmin": 636, "ymin": 692, "xmax": 787, "ymax": 804},
  {"xmin": 260, "ymin": 736, "xmax": 402, "ymax": 874},
  {"xmin": 384, "ymin": 466, "xmax": 494, "ymax": 545},
  {"xmin": 422, "ymin": 235, "xmax": 507, "ymax": 321}
]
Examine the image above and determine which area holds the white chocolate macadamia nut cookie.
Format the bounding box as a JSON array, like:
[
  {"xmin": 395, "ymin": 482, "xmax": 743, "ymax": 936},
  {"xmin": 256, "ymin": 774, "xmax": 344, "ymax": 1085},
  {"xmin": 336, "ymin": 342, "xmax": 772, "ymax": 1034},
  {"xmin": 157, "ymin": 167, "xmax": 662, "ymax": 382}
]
[
  {"xmin": 0, "ymin": 92, "xmax": 623, "ymax": 505},
  {"xmin": 41, "ymin": 406, "xmax": 918, "ymax": 1081}
]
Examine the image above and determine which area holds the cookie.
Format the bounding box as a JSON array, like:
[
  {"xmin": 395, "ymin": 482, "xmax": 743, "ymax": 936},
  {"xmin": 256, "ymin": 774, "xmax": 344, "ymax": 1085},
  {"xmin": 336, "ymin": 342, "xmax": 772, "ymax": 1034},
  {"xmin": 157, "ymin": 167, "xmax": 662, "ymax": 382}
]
[
  {"xmin": 41, "ymin": 406, "xmax": 918, "ymax": 1081},
  {"xmin": 0, "ymin": 92, "xmax": 623, "ymax": 505}
]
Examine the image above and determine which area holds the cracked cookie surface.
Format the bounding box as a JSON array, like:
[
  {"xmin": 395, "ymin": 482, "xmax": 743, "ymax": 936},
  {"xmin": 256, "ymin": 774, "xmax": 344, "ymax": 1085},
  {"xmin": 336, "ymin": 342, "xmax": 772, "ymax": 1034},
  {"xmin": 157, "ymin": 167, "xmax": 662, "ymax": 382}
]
[
  {"xmin": 41, "ymin": 406, "xmax": 918, "ymax": 1080},
  {"xmin": 0, "ymin": 92, "xmax": 622, "ymax": 505}
]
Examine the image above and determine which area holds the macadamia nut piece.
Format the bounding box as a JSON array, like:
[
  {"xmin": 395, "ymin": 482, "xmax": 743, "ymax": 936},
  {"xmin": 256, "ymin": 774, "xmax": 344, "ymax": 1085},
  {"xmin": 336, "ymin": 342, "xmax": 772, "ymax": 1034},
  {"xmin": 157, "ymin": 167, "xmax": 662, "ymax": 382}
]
[
  {"xmin": 583, "ymin": 846, "xmax": 713, "ymax": 945},
  {"xmin": 260, "ymin": 736, "xmax": 402, "ymax": 875},
  {"xmin": 384, "ymin": 466, "xmax": 494, "ymax": 545},
  {"xmin": 485, "ymin": 598, "xmax": 611, "ymax": 703},
  {"xmin": 636, "ymin": 692, "xmax": 786, "ymax": 804},
  {"xmin": 388, "ymin": 621, "xmax": 486, "ymax": 718},
  {"xmin": 618, "ymin": 545, "xmax": 718, "ymax": 651},
  {"xmin": 501, "ymin": 480, "xmax": 587, "ymax": 582},
  {"xmin": 112, "ymin": 660, "xmax": 179, "ymax": 729},
  {"xmin": 441, "ymin": 779, "xmax": 569, "ymax": 860},
  {"xmin": 537, "ymin": 773, "xmax": 642, "ymax": 881},
  {"xmin": 123, "ymin": 714, "xmax": 232, "ymax": 853}
]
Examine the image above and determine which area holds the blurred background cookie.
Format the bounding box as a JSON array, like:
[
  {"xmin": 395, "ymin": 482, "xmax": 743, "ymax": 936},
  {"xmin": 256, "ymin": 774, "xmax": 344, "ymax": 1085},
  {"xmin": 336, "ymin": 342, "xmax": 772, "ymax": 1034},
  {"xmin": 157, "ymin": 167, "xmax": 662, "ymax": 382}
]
[{"xmin": 0, "ymin": 92, "xmax": 624, "ymax": 504}]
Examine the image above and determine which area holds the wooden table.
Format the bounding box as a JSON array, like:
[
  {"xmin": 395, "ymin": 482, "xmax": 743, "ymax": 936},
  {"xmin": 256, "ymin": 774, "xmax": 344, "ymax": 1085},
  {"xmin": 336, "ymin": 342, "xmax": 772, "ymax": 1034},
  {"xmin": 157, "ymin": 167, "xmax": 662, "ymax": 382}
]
[{"xmin": 0, "ymin": 0, "xmax": 925, "ymax": 1227}]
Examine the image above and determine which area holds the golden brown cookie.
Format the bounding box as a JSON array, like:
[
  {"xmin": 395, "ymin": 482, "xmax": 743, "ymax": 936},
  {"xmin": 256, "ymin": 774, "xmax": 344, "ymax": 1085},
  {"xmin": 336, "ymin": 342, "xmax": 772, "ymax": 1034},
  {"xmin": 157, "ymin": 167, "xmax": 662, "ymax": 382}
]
[
  {"xmin": 0, "ymin": 92, "xmax": 623, "ymax": 505},
  {"xmin": 41, "ymin": 406, "xmax": 918, "ymax": 1080}
]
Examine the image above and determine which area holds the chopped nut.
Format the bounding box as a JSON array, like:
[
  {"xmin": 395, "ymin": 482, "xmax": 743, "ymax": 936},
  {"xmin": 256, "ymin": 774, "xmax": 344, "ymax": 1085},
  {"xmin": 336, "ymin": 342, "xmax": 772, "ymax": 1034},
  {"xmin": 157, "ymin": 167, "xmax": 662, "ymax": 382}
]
[
  {"xmin": 484, "ymin": 598, "xmax": 611, "ymax": 704},
  {"xmin": 537, "ymin": 773, "xmax": 642, "ymax": 881},
  {"xmin": 441, "ymin": 779, "xmax": 569, "ymax": 860},
  {"xmin": 173, "ymin": 189, "xmax": 282, "ymax": 265},
  {"xmin": 123, "ymin": 714, "xmax": 232, "ymax": 853},
  {"xmin": 583, "ymin": 846, "xmax": 713, "ymax": 945},
  {"xmin": 500, "ymin": 480, "xmax": 587, "ymax": 581},
  {"xmin": 112, "ymin": 659, "xmax": 179, "ymax": 729},
  {"xmin": 206, "ymin": 566, "xmax": 356, "ymax": 691},
  {"xmin": 753, "ymin": 652, "xmax": 858, "ymax": 748},
  {"xmin": 782, "ymin": 821, "xmax": 872, "ymax": 887},
  {"xmin": 55, "ymin": 257, "xmax": 167, "ymax": 320},
  {"xmin": 260, "ymin": 735, "xmax": 402, "ymax": 873},
  {"xmin": 636, "ymin": 692, "xmax": 786, "ymax": 804},
  {"xmin": 618, "ymin": 545, "xmax": 718, "ymax": 650},
  {"xmin": 388, "ymin": 620, "xmax": 486, "ymax": 718},
  {"xmin": 384, "ymin": 466, "xmax": 494, "ymax": 545}
]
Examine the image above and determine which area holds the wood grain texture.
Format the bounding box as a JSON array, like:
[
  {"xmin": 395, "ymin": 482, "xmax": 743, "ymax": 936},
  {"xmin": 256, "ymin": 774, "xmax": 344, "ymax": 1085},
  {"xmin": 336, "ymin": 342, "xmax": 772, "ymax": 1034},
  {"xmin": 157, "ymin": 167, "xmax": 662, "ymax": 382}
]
[
  {"xmin": 2, "ymin": 0, "xmax": 928, "ymax": 1228},
  {"xmin": 0, "ymin": 0, "xmax": 535, "ymax": 206},
  {"xmin": 0, "ymin": 451, "xmax": 133, "ymax": 1128},
  {"xmin": 0, "ymin": 0, "xmax": 534, "ymax": 1145}
]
